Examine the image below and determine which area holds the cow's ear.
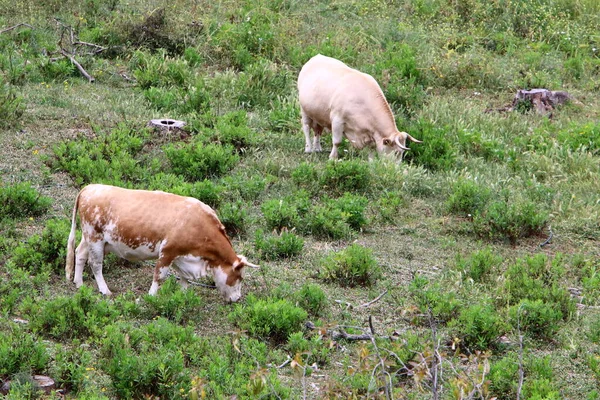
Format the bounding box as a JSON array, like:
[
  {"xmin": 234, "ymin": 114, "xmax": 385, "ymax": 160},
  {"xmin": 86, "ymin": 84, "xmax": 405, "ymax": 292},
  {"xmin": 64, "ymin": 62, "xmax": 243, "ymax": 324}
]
[{"xmin": 383, "ymin": 138, "xmax": 392, "ymax": 146}]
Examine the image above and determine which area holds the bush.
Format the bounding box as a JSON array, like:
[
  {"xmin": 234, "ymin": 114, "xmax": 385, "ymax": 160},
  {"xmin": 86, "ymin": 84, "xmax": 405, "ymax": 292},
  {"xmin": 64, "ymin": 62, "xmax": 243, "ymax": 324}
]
[
  {"xmin": 318, "ymin": 244, "xmax": 381, "ymax": 287},
  {"xmin": 0, "ymin": 78, "xmax": 24, "ymax": 127},
  {"xmin": 0, "ymin": 182, "xmax": 52, "ymax": 220},
  {"xmin": 408, "ymin": 274, "xmax": 462, "ymax": 324},
  {"xmin": 403, "ymin": 120, "xmax": 456, "ymax": 171},
  {"xmin": 211, "ymin": 111, "xmax": 258, "ymax": 152},
  {"xmin": 320, "ymin": 159, "xmax": 371, "ymax": 195},
  {"xmin": 446, "ymin": 178, "xmax": 492, "ymax": 217},
  {"xmin": 170, "ymin": 180, "xmax": 223, "ymax": 209},
  {"xmin": 131, "ymin": 50, "xmax": 190, "ymax": 89},
  {"xmin": 454, "ymin": 247, "xmax": 503, "ymax": 283},
  {"xmin": 52, "ymin": 341, "xmax": 92, "ymax": 393},
  {"xmin": 0, "ymin": 326, "xmax": 48, "ymax": 376},
  {"xmin": 28, "ymin": 285, "xmax": 121, "ymax": 340},
  {"xmin": 473, "ymin": 197, "xmax": 548, "ymax": 244},
  {"xmin": 373, "ymin": 190, "xmax": 406, "ymax": 224},
  {"xmin": 296, "ymin": 283, "xmax": 327, "ymax": 317},
  {"xmin": 261, "ymin": 198, "xmax": 302, "ymax": 232},
  {"xmin": 229, "ymin": 295, "xmax": 308, "ymax": 343},
  {"xmin": 291, "ymin": 162, "xmax": 320, "ymax": 193},
  {"xmin": 557, "ymin": 122, "xmax": 600, "ymax": 155},
  {"xmin": 332, "ymin": 193, "xmax": 369, "ymax": 230},
  {"xmin": 9, "ymin": 218, "xmax": 71, "ymax": 275},
  {"xmin": 489, "ymin": 353, "xmax": 519, "ymax": 399},
  {"xmin": 254, "ymin": 229, "xmax": 304, "ymax": 261},
  {"xmin": 142, "ymin": 277, "xmax": 202, "ymax": 324},
  {"xmin": 307, "ymin": 203, "xmax": 353, "ymax": 240},
  {"xmin": 49, "ymin": 126, "xmax": 151, "ymax": 186},
  {"xmin": 165, "ymin": 140, "xmax": 239, "ymax": 181},
  {"xmin": 218, "ymin": 200, "xmax": 248, "ymax": 237},
  {"xmin": 449, "ymin": 301, "xmax": 504, "ymax": 351},
  {"xmin": 509, "ymin": 299, "xmax": 563, "ymax": 340}
]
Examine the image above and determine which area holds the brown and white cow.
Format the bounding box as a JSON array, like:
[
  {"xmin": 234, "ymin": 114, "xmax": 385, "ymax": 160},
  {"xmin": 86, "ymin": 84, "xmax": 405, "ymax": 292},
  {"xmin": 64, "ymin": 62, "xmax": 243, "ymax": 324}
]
[
  {"xmin": 65, "ymin": 184, "xmax": 257, "ymax": 302},
  {"xmin": 298, "ymin": 54, "xmax": 422, "ymax": 160}
]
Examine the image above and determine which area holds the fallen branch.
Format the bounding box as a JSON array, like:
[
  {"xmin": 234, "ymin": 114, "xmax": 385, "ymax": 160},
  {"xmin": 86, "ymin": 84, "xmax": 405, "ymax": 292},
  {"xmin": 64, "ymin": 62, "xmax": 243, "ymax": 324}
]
[
  {"xmin": 306, "ymin": 321, "xmax": 380, "ymax": 341},
  {"xmin": 539, "ymin": 226, "xmax": 553, "ymax": 248},
  {"xmin": 60, "ymin": 48, "xmax": 94, "ymax": 82},
  {"xmin": 74, "ymin": 40, "xmax": 106, "ymax": 55},
  {"xmin": 0, "ymin": 23, "xmax": 34, "ymax": 34},
  {"xmin": 359, "ymin": 290, "xmax": 388, "ymax": 308}
]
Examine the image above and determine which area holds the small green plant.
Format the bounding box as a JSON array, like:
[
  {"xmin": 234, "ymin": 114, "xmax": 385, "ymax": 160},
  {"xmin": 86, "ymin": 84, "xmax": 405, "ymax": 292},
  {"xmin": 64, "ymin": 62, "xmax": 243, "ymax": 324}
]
[
  {"xmin": 296, "ymin": 283, "xmax": 327, "ymax": 316},
  {"xmin": 52, "ymin": 341, "xmax": 93, "ymax": 393},
  {"xmin": 254, "ymin": 229, "xmax": 304, "ymax": 261},
  {"xmin": 446, "ymin": 178, "xmax": 492, "ymax": 217},
  {"xmin": 0, "ymin": 182, "xmax": 52, "ymax": 220},
  {"xmin": 261, "ymin": 198, "xmax": 302, "ymax": 232},
  {"xmin": 170, "ymin": 179, "xmax": 223, "ymax": 209},
  {"xmin": 230, "ymin": 295, "xmax": 308, "ymax": 343},
  {"xmin": 291, "ymin": 162, "xmax": 320, "ymax": 193},
  {"xmin": 28, "ymin": 285, "xmax": 121, "ymax": 340},
  {"xmin": 318, "ymin": 244, "xmax": 381, "ymax": 287},
  {"xmin": 373, "ymin": 190, "xmax": 406, "ymax": 224},
  {"xmin": 408, "ymin": 274, "xmax": 462, "ymax": 324},
  {"xmin": 211, "ymin": 111, "xmax": 258, "ymax": 152},
  {"xmin": 0, "ymin": 78, "xmax": 24, "ymax": 126},
  {"xmin": 332, "ymin": 193, "xmax": 369, "ymax": 231},
  {"xmin": 473, "ymin": 197, "xmax": 548, "ymax": 244},
  {"xmin": 509, "ymin": 299, "xmax": 563, "ymax": 340},
  {"xmin": 320, "ymin": 159, "xmax": 371, "ymax": 195},
  {"xmin": 557, "ymin": 122, "xmax": 600, "ymax": 155},
  {"xmin": 9, "ymin": 218, "xmax": 71, "ymax": 275},
  {"xmin": 0, "ymin": 325, "xmax": 48, "ymax": 376},
  {"xmin": 142, "ymin": 276, "xmax": 202, "ymax": 324},
  {"xmin": 449, "ymin": 300, "xmax": 504, "ymax": 351},
  {"xmin": 454, "ymin": 247, "xmax": 503, "ymax": 283},
  {"xmin": 404, "ymin": 120, "xmax": 456, "ymax": 171},
  {"xmin": 489, "ymin": 353, "xmax": 519, "ymax": 399},
  {"xmin": 218, "ymin": 200, "xmax": 248, "ymax": 237},
  {"xmin": 165, "ymin": 140, "xmax": 239, "ymax": 181}
]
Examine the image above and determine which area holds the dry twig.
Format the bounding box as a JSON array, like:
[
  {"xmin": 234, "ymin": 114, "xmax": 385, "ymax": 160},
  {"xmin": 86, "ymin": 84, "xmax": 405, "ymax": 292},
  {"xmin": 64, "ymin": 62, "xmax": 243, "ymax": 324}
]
[
  {"xmin": 60, "ymin": 49, "xmax": 95, "ymax": 83},
  {"xmin": 0, "ymin": 23, "xmax": 34, "ymax": 34}
]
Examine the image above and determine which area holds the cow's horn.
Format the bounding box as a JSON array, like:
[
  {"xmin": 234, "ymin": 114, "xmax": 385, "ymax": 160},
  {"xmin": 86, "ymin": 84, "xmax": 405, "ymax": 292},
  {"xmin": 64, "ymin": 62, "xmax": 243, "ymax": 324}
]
[
  {"xmin": 237, "ymin": 255, "xmax": 259, "ymax": 269},
  {"xmin": 394, "ymin": 137, "xmax": 410, "ymax": 151},
  {"xmin": 406, "ymin": 133, "xmax": 423, "ymax": 143}
]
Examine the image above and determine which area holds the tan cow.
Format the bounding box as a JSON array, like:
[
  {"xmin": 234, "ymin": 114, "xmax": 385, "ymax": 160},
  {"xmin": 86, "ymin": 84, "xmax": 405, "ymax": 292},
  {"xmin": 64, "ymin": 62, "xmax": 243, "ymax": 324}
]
[
  {"xmin": 298, "ymin": 54, "xmax": 422, "ymax": 159},
  {"xmin": 65, "ymin": 184, "xmax": 257, "ymax": 302}
]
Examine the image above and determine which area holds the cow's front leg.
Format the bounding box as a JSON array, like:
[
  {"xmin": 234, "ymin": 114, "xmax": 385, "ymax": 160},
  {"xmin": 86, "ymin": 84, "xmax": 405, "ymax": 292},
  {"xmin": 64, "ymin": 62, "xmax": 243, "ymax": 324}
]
[
  {"xmin": 88, "ymin": 242, "xmax": 111, "ymax": 295},
  {"xmin": 150, "ymin": 255, "xmax": 175, "ymax": 295},
  {"xmin": 313, "ymin": 125, "xmax": 323, "ymax": 152},
  {"xmin": 329, "ymin": 118, "xmax": 344, "ymax": 160}
]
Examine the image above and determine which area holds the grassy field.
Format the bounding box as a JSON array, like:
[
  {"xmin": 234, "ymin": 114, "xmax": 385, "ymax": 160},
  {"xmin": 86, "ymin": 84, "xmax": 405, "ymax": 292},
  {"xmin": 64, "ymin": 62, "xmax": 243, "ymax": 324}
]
[{"xmin": 1, "ymin": 0, "xmax": 600, "ymax": 398}]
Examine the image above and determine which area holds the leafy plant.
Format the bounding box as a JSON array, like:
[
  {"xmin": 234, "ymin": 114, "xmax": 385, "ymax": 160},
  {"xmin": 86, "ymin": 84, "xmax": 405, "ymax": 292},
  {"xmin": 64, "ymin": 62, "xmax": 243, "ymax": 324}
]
[
  {"xmin": 318, "ymin": 244, "xmax": 381, "ymax": 287},
  {"xmin": 320, "ymin": 159, "xmax": 371, "ymax": 195},
  {"xmin": 229, "ymin": 295, "xmax": 307, "ymax": 343},
  {"xmin": 296, "ymin": 283, "xmax": 327, "ymax": 317},
  {"xmin": 218, "ymin": 200, "xmax": 248, "ymax": 237},
  {"xmin": 0, "ymin": 325, "xmax": 48, "ymax": 377},
  {"xmin": 165, "ymin": 140, "xmax": 239, "ymax": 181},
  {"xmin": 449, "ymin": 300, "xmax": 504, "ymax": 351},
  {"xmin": 142, "ymin": 277, "xmax": 202, "ymax": 324},
  {"xmin": 254, "ymin": 229, "xmax": 304, "ymax": 261},
  {"xmin": 454, "ymin": 247, "xmax": 503, "ymax": 283},
  {"xmin": 446, "ymin": 178, "xmax": 492, "ymax": 217},
  {"xmin": 509, "ymin": 299, "xmax": 563, "ymax": 340},
  {"xmin": 0, "ymin": 182, "xmax": 52, "ymax": 220}
]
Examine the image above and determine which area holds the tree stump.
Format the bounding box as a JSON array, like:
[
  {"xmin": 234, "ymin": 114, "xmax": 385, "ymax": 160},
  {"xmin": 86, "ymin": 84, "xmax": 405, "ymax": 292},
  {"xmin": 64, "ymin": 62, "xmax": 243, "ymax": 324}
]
[{"xmin": 486, "ymin": 89, "xmax": 579, "ymax": 116}]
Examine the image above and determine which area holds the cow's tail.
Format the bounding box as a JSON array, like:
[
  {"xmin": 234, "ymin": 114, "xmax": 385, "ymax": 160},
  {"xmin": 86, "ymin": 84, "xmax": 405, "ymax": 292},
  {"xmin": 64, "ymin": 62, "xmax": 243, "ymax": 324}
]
[{"xmin": 65, "ymin": 190, "xmax": 81, "ymax": 281}]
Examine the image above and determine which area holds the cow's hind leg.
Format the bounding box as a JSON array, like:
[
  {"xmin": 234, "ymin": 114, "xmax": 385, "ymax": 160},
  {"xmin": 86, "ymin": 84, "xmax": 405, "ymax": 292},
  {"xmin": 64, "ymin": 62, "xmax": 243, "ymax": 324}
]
[
  {"xmin": 313, "ymin": 124, "xmax": 324, "ymax": 152},
  {"xmin": 329, "ymin": 117, "xmax": 344, "ymax": 160},
  {"xmin": 301, "ymin": 110, "xmax": 314, "ymax": 153},
  {"xmin": 73, "ymin": 238, "xmax": 89, "ymax": 288},
  {"xmin": 88, "ymin": 242, "xmax": 112, "ymax": 295},
  {"xmin": 149, "ymin": 254, "xmax": 175, "ymax": 295}
]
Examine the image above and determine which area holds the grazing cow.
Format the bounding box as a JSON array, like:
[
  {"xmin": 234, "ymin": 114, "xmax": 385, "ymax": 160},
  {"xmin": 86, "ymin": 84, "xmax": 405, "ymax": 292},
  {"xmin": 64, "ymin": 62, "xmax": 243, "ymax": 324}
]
[
  {"xmin": 65, "ymin": 184, "xmax": 257, "ymax": 302},
  {"xmin": 298, "ymin": 54, "xmax": 422, "ymax": 159}
]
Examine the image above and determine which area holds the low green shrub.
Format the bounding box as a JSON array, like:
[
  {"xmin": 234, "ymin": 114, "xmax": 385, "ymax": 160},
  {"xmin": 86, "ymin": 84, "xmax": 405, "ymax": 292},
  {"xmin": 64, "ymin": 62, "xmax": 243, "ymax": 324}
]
[
  {"xmin": 230, "ymin": 295, "xmax": 307, "ymax": 343},
  {"xmin": 254, "ymin": 229, "xmax": 304, "ymax": 261},
  {"xmin": 373, "ymin": 190, "xmax": 406, "ymax": 224},
  {"xmin": 501, "ymin": 254, "xmax": 575, "ymax": 321},
  {"xmin": 170, "ymin": 179, "xmax": 223, "ymax": 209},
  {"xmin": 296, "ymin": 283, "xmax": 327, "ymax": 317},
  {"xmin": 142, "ymin": 277, "xmax": 202, "ymax": 324},
  {"xmin": 291, "ymin": 162, "xmax": 320, "ymax": 193},
  {"xmin": 261, "ymin": 198, "xmax": 302, "ymax": 232},
  {"xmin": 286, "ymin": 331, "xmax": 332, "ymax": 367},
  {"xmin": 408, "ymin": 274, "xmax": 462, "ymax": 324},
  {"xmin": 131, "ymin": 50, "xmax": 190, "ymax": 89},
  {"xmin": 0, "ymin": 326, "xmax": 48, "ymax": 377},
  {"xmin": 320, "ymin": 159, "xmax": 371, "ymax": 195},
  {"xmin": 489, "ymin": 353, "xmax": 519, "ymax": 399},
  {"xmin": 52, "ymin": 341, "xmax": 93, "ymax": 393},
  {"xmin": 235, "ymin": 59, "xmax": 294, "ymax": 109},
  {"xmin": 0, "ymin": 78, "xmax": 24, "ymax": 127},
  {"xmin": 211, "ymin": 111, "xmax": 257, "ymax": 152},
  {"xmin": 449, "ymin": 300, "xmax": 504, "ymax": 351},
  {"xmin": 49, "ymin": 126, "xmax": 151, "ymax": 186},
  {"xmin": 557, "ymin": 122, "xmax": 600, "ymax": 155},
  {"xmin": 307, "ymin": 203, "xmax": 353, "ymax": 240},
  {"xmin": 9, "ymin": 218, "xmax": 71, "ymax": 275},
  {"xmin": 165, "ymin": 140, "xmax": 239, "ymax": 181},
  {"xmin": 457, "ymin": 128, "xmax": 505, "ymax": 161},
  {"xmin": 454, "ymin": 247, "xmax": 503, "ymax": 283},
  {"xmin": 220, "ymin": 174, "xmax": 268, "ymax": 201},
  {"xmin": 332, "ymin": 193, "xmax": 369, "ymax": 231},
  {"xmin": 403, "ymin": 120, "xmax": 456, "ymax": 171},
  {"xmin": 28, "ymin": 285, "xmax": 121, "ymax": 340},
  {"xmin": 446, "ymin": 178, "xmax": 492, "ymax": 217},
  {"xmin": 509, "ymin": 299, "xmax": 563, "ymax": 340},
  {"xmin": 0, "ymin": 182, "xmax": 52, "ymax": 220},
  {"xmin": 218, "ymin": 200, "xmax": 248, "ymax": 237},
  {"xmin": 318, "ymin": 244, "xmax": 381, "ymax": 287},
  {"xmin": 473, "ymin": 197, "xmax": 548, "ymax": 244}
]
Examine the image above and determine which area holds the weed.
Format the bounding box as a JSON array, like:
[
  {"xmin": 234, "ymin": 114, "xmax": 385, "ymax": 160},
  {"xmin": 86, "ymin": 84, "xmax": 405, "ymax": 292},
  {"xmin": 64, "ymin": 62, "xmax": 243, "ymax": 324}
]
[
  {"xmin": 0, "ymin": 325, "xmax": 48, "ymax": 376},
  {"xmin": 9, "ymin": 218, "xmax": 71, "ymax": 275},
  {"xmin": 454, "ymin": 247, "xmax": 503, "ymax": 284},
  {"xmin": 408, "ymin": 274, "xmax": 462, "ymax": 324},
  {"xmin": 142, "ymin": 277, "xmax": 202, "ymax": 324},
  {"xmin": 320, "ymin": 159, "xmax": 371, "ymax": 195},
  {"xmin": 254, "ymin": 229, "xmax": 304, "ymax": 261},
  {"xmin": 165, "ymin": 140, "xmax": 239, "ymax": 181},
  {"xmin": 449, "ymin": 300, "xmax": 504, "ymax": 351},
  {"xmin": 489, "ymin": 353, "xmax": 519, "ymax": 399},
  {"xmin": 0, "ymin": 182, "xmax": 52, "ymax": 220},
  {"xmin": 509, "ymin": 299, "xmax": 563, "ymax": 340},
  {"xmin": 446, "ymin": 178, "xmax": 492, "ymax": 217},
  {"xmin": 218, "ymin": 200, "xmax": 248, "ymax": 237},
  {"xmin": 318, "ymin": 244, "xmax": 381, "ymax": 287},
  {"xmin": 404, "ymin": 120, "xmax": 456, "ymax": 171},
  {"xmin": 52, "ymin": 340, "xmax": 92, "ymax": 393},
  {"xmin": 229, "ymin": 295, "xmax": 307, "ymax": 343},
  {"xmin": 0, "ymin": 78, "xmax": 24, "ymax": 126},
  {"xmin": 296, "ymin": 283, "xmax": 327, "ymax": 317},
  {"xmin": 261, "ymin": 198, "xmax": 302, "ymax": 232}
]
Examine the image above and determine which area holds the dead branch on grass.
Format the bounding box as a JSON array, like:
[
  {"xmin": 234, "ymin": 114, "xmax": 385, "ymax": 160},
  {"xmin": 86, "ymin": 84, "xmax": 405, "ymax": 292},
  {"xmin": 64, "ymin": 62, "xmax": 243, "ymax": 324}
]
[
  {"xmin": 0, "ymin": 23, "xmax": 34, "ymax": 34},
  {"xmin": 334, "ymin": 290, "xmax": 388, "ymax": 310},
  {"xmin": 60, "ymin": 49, "xmax": 94, "ymax": 83}
]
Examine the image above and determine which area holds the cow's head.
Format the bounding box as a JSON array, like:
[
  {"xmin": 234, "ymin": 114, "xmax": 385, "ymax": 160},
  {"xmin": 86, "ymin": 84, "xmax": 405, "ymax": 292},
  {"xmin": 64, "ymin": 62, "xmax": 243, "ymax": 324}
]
[
  {"xmin": 213, "ymin": 256, "xmax": 259, "ymax": 302},
  {"xmin": 382, "ymin": 131, "xmax": 422, "ymax": 159}
]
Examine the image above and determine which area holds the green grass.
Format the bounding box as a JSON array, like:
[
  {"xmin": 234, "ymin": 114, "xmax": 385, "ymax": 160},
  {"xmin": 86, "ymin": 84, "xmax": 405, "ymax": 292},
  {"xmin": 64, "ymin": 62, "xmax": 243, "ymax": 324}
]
[{"xmin": 0, "ymin": 0, "xmax": 599, "ymax": 397}]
